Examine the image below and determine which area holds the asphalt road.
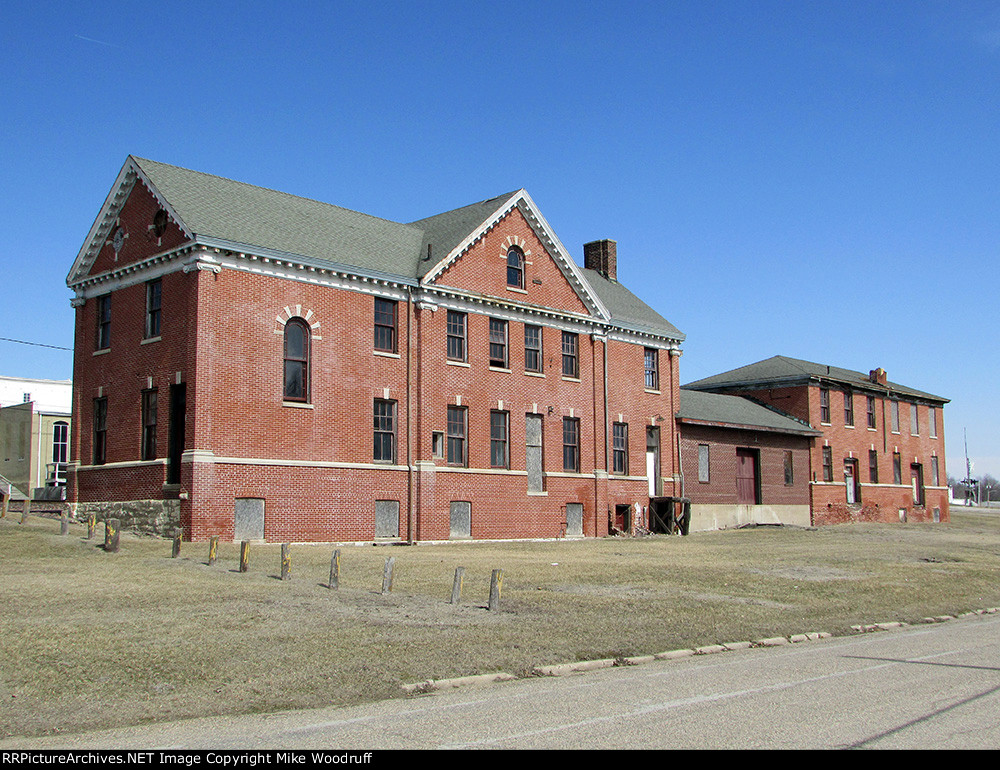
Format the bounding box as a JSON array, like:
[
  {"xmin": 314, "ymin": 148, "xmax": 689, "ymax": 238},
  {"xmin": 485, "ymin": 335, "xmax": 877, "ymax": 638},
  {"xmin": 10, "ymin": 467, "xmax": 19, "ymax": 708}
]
[{"xmin": 4, "ymin": 613, "xmax": 999, "ymax": 750}]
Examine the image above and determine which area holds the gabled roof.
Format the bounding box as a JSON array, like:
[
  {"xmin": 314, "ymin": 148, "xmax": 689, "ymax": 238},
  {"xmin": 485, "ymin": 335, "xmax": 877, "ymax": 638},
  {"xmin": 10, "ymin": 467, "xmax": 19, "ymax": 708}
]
[
  {"xmin": 409, "ymin": 191, "xmax": 522, "ymax": 279},
  {"xmin": 684, "ymin": 355, "xmax": 948, "ymax": 403},
  {"xmin": 677, "ymin": 389, "xmax": 820, "ymax": 436},
  {"xmin": 69, "ymin": 157, "xmax": 682, "ymax": 341}
]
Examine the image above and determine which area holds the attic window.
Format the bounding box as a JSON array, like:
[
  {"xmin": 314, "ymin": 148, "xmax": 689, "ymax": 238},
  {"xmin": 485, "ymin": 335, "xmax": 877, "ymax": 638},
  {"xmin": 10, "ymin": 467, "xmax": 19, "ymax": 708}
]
[
  {"xmin": 151, "ymin": 209, "xmax": 169, "ymax": 238},
  {"xmin": 506, "ymin": 247, "xmax": 525, "ymax": 289}
]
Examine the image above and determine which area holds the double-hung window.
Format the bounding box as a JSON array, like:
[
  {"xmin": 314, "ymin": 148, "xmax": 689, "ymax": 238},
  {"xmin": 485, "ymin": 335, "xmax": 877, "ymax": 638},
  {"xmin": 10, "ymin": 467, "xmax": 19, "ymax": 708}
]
[
  {"xmin": 283, "ymin": 318, "xmax": 310, "ymax": 402},
  {"xmin": 869, "ymin": 449, "xmax": 879, "ymax": 484},
  {"xmin": 819, "ymin": 388, "xmax": 830, "ymax": 423},
  {"xmin": 447, "ymin": 406, "xmax": 467, "ymax": 466},
  {"xmin": 145, "ymin": 280, "xmax": 161, "ymax": 339},
  {"xmin": 141, "ymin": 389, "xmax": 157, "ymax": 461},
  {"xmin": 373, "ymin": 399, "xmax": 396, "ymax": 463},
  {"xmin": 644, "ymin": 348, "xmax": 659, "ymax": 390},
  {"xmin": 562, "ymin": 331, "xmax": 579, "ymax": 378},
  {"xmin": 447, "ymin": 311, "xmax": 467, "ymax": 362},
  {"xmin": 867, "ymin": 395, "xmax": 876, "ymax": 428},
  {"xmin": 524, "ymin": 325, "xmax": 543, "ymax": 373},
  {"xmin": 93, "ymin": 397, "xmax": 108, "ymax": 465},
  {"xmin": 844, "ymin": 390, "xmax": 854, "ymax": 426},
  {"xmin": 96, "ymin": 294, "xmax": 111, "ymax": 350},
  {"xmin": 490, "ymin": 411, "xmax": 509, "ymax": 468},
  {"xmin": 562, "ymin": 417, "xmax": 580, "ymax": 472},
  {"xmin": 910, "ymin": 404, "xmax": 919, "ymax": 435},
  {"xmin": 374, "ymin": 298, "xmax": 397, "ymax": 353},
  {"xmin": 612, "ymin": 423, "xmax": 628, "ymax": 475},
  {"xmin": 822, "ymin": 446, "xmax": 833, "ymax": 482},
  {"xmin": 489, "ymin": 318, "xmax": 508, "ymax": 368}
]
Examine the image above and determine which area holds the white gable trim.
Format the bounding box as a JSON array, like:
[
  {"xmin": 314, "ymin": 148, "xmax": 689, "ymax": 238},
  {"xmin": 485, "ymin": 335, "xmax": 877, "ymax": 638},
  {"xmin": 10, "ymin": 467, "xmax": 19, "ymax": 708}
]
[
  {"xmin": 420, "ymin": 190, "xmax": 610, "ymax": 321},
  {"xmin": 66, "ymin": 156, "xmax": 193, "ymax": 286}
]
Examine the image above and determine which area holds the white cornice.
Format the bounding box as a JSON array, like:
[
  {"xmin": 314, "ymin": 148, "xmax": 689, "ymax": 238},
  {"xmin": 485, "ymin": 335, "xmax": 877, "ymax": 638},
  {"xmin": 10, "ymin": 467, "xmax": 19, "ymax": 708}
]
[
  {"xmin": 66, "ymin": 156, "xmax": 193, "ymax": 287},
  {"xmin": 419, "ymin": 190, "xmax": 611, "ymax": 322}
]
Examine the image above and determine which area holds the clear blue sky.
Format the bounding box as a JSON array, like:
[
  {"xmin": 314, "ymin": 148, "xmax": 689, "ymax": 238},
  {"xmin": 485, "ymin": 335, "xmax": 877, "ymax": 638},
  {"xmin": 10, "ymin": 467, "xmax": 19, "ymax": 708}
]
[{"xmin": 1, "ymin": 1, "xmax": 997, "ymax": 480}]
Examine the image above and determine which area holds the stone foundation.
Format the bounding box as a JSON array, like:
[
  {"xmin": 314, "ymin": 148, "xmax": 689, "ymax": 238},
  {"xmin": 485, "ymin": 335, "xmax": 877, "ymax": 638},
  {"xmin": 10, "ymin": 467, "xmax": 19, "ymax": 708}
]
[{"xmin": 71, "ymin": 500, "xmax": 181, "ymax": 537}]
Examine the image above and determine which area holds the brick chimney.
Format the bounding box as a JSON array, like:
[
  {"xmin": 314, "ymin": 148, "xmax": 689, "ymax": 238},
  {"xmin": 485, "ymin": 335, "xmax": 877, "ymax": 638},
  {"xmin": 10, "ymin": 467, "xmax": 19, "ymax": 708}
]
[
  {"xmin": 869, "ymin": 368, "xmax": 887, "ymax": 385},
  {"xmin": 583, "ymin": 239, "xmax": 617, "ymax": 280}
]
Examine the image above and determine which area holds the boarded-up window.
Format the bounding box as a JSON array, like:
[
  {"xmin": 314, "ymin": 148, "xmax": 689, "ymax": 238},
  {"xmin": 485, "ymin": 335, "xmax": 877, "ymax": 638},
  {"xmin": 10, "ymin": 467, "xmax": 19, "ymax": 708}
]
[
  {"xmin": 234, "ymin": 498, "xmax": 264, "ymax": 541},
  {"xmin": 784, "ymin": 450, "xmax": 793, "ymax": 486},
  {"xmin": 698, "ymin": 444, "xmax": 710, "ymax": 483},
  {"xmin": 566, "ymin": 503, "xmax": 583, "ymax": 537},
  {"xmin": 526, "ymin": 414, "xmax": 543, "ymax": 493},
  {"xmin": 891, "ymin": 400, "xmax": 900, "ymax": 433},
  {"xmin": 375, "ymin": 500, "xmax": 400, "ymax": 538},
  {"xmin": 450, "ymin": 501, "xmax": 471, "ymax": 539}
]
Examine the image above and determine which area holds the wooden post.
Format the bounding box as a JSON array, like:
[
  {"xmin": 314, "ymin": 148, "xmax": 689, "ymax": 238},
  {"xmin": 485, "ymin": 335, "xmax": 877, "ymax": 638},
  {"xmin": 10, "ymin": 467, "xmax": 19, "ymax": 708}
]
[
  {"xmin": 86, "ymin": 514, "xmax": 96, "ymax": 540},
  {"xmin": 381, "ymin": 556, "xmax": 395, "ymax": 594},
  {"xmin": 488, "ymin": 568, "xmax": 503, "ymax": 611},
  {"xmin": 60, "ymin": 512, "xmax": 69, "ymax": 535},
  {"xmin": 239, "ymin": 541, "xmax": 250, "ymax": 572},
  {"xmin": 328, "ymin": 549, "xmax": 340, "ymax": 589},
  {"xmin": 0, "ymin": 491, "xmax": 8, "ymax": 519},
  {"xmin": 171, "ymin": 528, "xmax": 183, "ymax": 558},
  {"xmin": 208, "ymin": 536, "xmax": 219, "ymax": 565},
  {"xmin": 450, "ymin": 566, "xmax": 465, "ymax": 604},
  {"xmin": 280, "ymin": 543, "xmax": 291, "ymax": 580},
  {"xmin": 20, "ymin": 498, "xmax": 30, "ymax": 524},
  {"xmin": 105, "ymin": 518, "xmax": 120, "ymax": 553}
]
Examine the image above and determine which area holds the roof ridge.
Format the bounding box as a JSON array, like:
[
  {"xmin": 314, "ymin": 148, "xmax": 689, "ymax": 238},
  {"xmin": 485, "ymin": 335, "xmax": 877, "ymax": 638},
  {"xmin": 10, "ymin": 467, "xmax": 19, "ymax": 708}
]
[{"xmin": 131, "ymin": 156, "xmax": 423, "ymax": 232}]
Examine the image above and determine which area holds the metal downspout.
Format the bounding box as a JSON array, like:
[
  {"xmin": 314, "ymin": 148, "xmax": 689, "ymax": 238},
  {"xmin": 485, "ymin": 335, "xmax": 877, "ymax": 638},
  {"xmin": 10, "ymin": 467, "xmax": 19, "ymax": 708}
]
[{"xmin": 406, "ymin": 288, "xmax": 414, "ymax": 544}]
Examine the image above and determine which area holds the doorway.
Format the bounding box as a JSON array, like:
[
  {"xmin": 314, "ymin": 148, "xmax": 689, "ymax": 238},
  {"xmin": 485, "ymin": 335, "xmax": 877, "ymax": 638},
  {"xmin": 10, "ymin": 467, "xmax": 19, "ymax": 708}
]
[
  {"xmin": 736, "ymin": 448, "xmax": 760, "ymax": 505},
  {"xmin": 646, "ymin": 427, "xmax": 661, "ymax": 497}
]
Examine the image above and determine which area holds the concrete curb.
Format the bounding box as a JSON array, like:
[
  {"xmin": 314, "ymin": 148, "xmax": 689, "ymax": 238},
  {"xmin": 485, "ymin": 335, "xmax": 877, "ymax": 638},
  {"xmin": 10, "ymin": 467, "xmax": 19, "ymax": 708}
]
[
  {"xmin": 403, "ymin": 606, "xmax": 1000, "ymax": 695},
  {"xmin": 402, "ymin": 672, "xmax": 517, "ymax": 694},
  {"xmin": 528, "ymin": 631, "xmax": 832, "ymax": 679}
]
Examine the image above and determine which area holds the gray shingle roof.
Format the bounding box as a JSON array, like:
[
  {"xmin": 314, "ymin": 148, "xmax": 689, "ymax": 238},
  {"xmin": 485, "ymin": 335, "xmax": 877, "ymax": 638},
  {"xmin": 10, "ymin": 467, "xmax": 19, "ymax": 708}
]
[
  {"xmin": 582, "ymin": 268, "xmax": 685, "ymax": 341},
  {"xmin": 684, "ymin": 355, "xmax": 948, "ymax": 403},
  {"xmin": 127, "ymin": 157, "xmax": 682, "ymax": 340},
  {"xmin": 134, "ymin": 157, "xmax": 427, "ymax": 280},
  {"xmin": 408, "ymin": 192, "xmax": 521, "ymax": 278},
  {"xmin": 677, "ymin": 389, "xmax": 820, "ymax": 435}
]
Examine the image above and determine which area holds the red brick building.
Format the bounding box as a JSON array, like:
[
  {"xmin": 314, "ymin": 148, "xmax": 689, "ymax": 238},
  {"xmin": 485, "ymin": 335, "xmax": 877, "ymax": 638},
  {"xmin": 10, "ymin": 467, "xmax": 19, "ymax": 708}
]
[
  {"xmin": 685, "ymin": 356, "xmax": 949, "ymax": 525},
  {"xmin": 66, "ymin": 157, "xmax": 684, "ymax": 541},
  {"xmin": 676, "ymin": 388, "xmax": 820, "ymax": 530}
]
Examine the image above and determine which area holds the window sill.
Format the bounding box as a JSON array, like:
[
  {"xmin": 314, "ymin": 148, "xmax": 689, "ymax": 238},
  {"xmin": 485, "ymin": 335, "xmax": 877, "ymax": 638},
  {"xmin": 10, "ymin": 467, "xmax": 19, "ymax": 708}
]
[
  {"xmin": 283, "ymin": 401, "xmax": 314, "ymax": 409},
  {"xmin": 844, "ymin": 425, "xmax": 855, "ymax": 429},
  {"xmin": 524, "ymin": 371, "xmax": 545, "ymax": 378},
  {"xmin": 489, "ymin": 366, "xmax": 511, "ymax": 373},
  {"xmin": 527, "ymin": 491, "xmax": 548, "ymax": 497},
  {"xmin": 93, "ymin": 348, "xmax": 110, "ymax": 356},
  {"xmin": 141, "ymin": 336, "xmax": 162, "ymax": 345},
  {"xmin": 867, "ymin": 427, "xmax": 877, "ymax": 432},
  {"xmin": 562, "ymin": 376, "xmax": 581, "ymax": 383},
  {"xmin": 447, "ymin": 360, "xmax": 471, "ymax": 368},
  {"xmin": 644, "ymin": 389, "xmax": 661, "ymax": 395},
  {"xmin": 374, "ymin": 350, "xmax": 400, "ymax": 359},
  {"xmin": 506, "ymin": 286, "xmax": 528, "ymax": 295}
]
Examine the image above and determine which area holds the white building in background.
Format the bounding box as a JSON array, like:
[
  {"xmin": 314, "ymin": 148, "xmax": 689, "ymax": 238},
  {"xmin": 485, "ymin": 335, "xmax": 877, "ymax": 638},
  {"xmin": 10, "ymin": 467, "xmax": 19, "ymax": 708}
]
[{"xmin": 0, "ymin": 376, "xmax": 72, "ymax": 499}]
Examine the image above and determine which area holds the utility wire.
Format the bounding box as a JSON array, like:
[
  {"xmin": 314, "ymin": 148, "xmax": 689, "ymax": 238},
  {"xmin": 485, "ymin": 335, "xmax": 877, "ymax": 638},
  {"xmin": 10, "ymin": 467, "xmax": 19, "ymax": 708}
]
[{"xmin": 0, "ymin": 336, "xmax": 73, "ymax": 352}]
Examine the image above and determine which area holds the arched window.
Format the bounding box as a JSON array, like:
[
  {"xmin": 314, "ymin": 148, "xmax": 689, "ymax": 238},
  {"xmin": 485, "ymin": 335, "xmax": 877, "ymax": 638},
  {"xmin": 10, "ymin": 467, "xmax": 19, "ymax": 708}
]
[
  {"xmin": 283, "ymin": 318, "xmax": 309, "ymax": 402},
  {"xmin": 52, "ymin": 421, "xmax": 69, "ymax": 464},
  {"xmin": 506, "ymin": 246, "xmax": 525, "ymax": 289}
]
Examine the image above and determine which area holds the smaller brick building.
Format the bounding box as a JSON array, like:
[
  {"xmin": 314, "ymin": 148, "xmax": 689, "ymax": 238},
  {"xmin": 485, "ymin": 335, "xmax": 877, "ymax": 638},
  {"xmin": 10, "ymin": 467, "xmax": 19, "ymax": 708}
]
[
  {"xmin": 676, "ymin": 388, "xmax": 820, "ymax": 531},
  {"xmin": 685, "ymin": 356, "xmax": 949, "ymax": 525}
]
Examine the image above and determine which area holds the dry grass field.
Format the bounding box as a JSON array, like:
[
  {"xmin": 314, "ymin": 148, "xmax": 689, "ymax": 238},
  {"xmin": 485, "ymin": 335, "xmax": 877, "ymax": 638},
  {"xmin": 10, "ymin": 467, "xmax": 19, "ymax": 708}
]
[{"xmin": 2, "ymin": 508, "xmax": 999, "ymax": 739}]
